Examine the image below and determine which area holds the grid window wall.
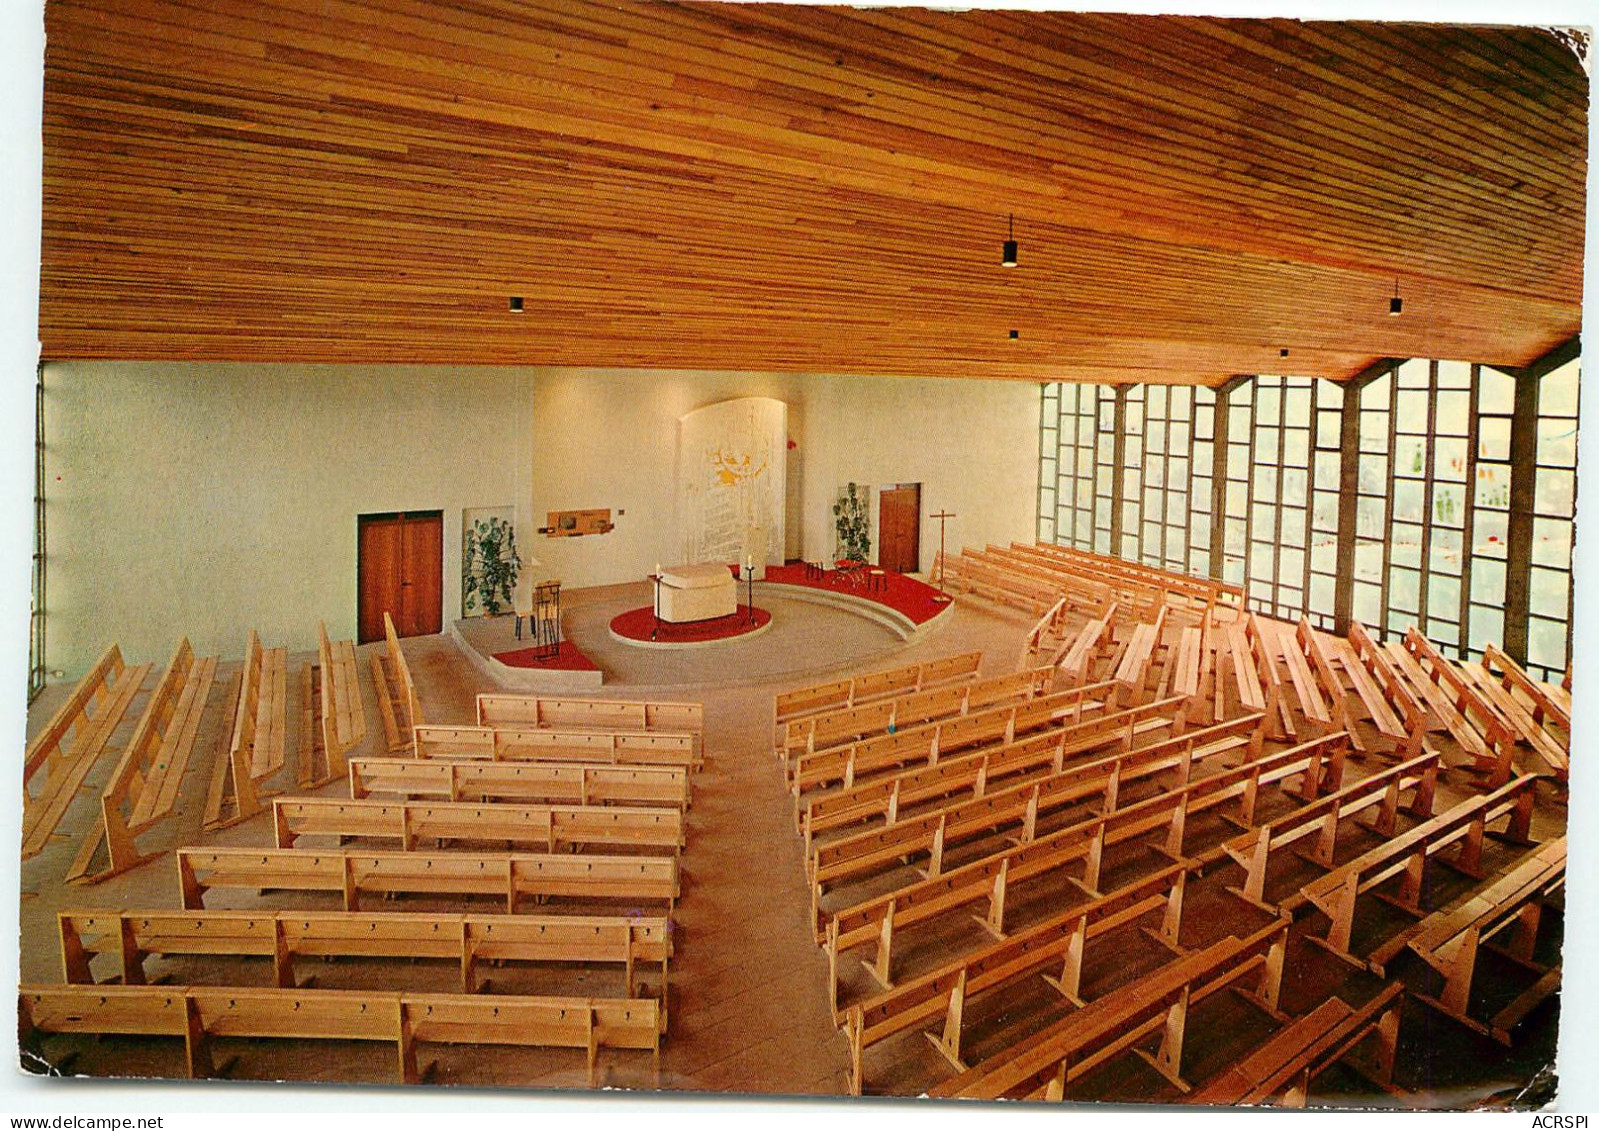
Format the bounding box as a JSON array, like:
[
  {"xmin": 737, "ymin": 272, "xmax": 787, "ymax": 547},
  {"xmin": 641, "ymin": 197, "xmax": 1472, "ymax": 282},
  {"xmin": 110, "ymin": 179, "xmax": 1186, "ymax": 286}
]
[
  {"xmin": 1038, "ymin": 383, "xmax": 1112, "ymax": 552},
  {"xmin": 1220, "ymin": 383, "xmax": 1254, "ymax": 589},
  {"xmin": 1188, "ymin": 388, "xmax": 1218, "ymax": 578},
  {"xmin": 1121, "ymin": 387, "xmax": 1147, "ymax": 561},
  {"xmin": 1377, "ymin": 360, "xmax": 1472, "ymax": 657},
  {"xmin": 1038, "ymin": 362, "xmax": 1578, "ymax": 672},
  {"xmin": 1240, "ymin": 376, "xmax": 1340, "ymax": 622},
  {"xmin": 1307, "ymin": 381, "xmax": 1344, "ymax": 629},
  {"xmin": 1352, "ymin": 368, "xmax": 1393, "ymax": 630},
  {"xmin": 1094, "ymin": 389, "xmax": 1117, "ymax": 554},
  {"xmin": 1469, "ymin": 366, "xmax": 1515, "ymax": 661},
  {"xmin": 1528, "ymin": 358, "xmax": 1580, "ymax": 679},
  {"xmin": 1118, "ymin": 385, "xmax": 1215, "ymax": 574}
]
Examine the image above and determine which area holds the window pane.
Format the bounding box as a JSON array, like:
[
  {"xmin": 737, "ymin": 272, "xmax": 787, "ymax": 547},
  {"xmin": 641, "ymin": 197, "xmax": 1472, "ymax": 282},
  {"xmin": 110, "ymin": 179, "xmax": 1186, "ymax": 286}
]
[
  {"xmin": 1533, "ymin": 518, "xmax": 1574, "ymax": 569},
  {"xmin": 1477, "ymin": 417, "xmax": 1511, "ymax": 462},
  {"xmin": 1469, "ymin": 605, "xmax": 1505, "ymax": 650},
  {"xmin": 1433, "ymin": 483, "xmax": 1466, "ymax": 528},
  {"xmin": 1390, "ymin": 524, "xmax": 1423, "ymax": 568},
  {"xmin": 1472, "ymin": 558, "xmax": 1506, "ymax": 603},
  {"xmin": 1434, "ymin": 437, "xmax": 1468, "ymax": 482},
  {"xmin": 1395, "ymin": 436, "xmax": 1428, "ymax": 478},
  {"xmin": 1535, "ymin": 468, "xmax": 1576, "ymax": 517},
  {"xmin": 1428, "ymin": 575, "xmax": 1461, "ymax": 622},
  {"xmin": 1529, "ymin": 567, "xmax": 1571, "ymax": 619},
  {"xmin": 1390, "ymin": 567, "xmax": 1420, "ymax": 613}
]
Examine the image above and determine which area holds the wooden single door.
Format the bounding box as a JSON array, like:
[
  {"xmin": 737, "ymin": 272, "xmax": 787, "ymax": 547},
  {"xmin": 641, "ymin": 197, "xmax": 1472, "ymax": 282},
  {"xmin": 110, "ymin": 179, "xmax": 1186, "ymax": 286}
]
[
  {"xmin": 358, "ymin": 511, "xmax": 443, "ymax": 643},
  {"xmin": 878, "ymin": 485, "xmax": 921, "ymax": 573}
]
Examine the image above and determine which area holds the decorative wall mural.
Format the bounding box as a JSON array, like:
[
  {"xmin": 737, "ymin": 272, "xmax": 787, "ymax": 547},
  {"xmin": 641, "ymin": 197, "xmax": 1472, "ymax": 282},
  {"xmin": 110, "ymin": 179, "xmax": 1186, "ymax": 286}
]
[{"xmin": 677, "ymin": 397, "xmax": 787, "ymax": 571}]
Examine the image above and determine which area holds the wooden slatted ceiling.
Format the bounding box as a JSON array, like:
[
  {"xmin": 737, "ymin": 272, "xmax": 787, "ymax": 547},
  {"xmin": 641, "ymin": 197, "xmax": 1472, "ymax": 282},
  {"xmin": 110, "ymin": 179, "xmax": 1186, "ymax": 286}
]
[{"xmin": 38, "ymin": 0, "xmax": 1585, "ymax": 384}]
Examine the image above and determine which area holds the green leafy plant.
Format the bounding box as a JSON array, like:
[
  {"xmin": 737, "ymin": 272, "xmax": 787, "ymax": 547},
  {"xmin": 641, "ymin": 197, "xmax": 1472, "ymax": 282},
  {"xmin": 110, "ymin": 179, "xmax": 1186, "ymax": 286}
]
[
  {"xmin": 832, "ymin": 482, "xmax": 871, "ymax": 562},
  {"xmin": 463, "ymin": 516, "xmax": 521, "ymax": 616}
]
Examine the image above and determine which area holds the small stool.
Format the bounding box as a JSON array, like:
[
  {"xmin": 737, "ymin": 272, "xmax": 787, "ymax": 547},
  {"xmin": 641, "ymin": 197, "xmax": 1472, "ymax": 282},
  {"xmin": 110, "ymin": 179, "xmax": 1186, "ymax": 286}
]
[{"xmin": 868, "ymin": 568, "xmax": 887, "ymax": 593}]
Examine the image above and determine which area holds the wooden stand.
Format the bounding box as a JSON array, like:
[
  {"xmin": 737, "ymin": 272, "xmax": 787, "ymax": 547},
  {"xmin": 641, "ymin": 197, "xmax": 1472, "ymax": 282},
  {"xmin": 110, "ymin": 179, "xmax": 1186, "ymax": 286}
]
[{"xmin": 930, "ymin": 509, "xmax": 956, "ymax": 603}]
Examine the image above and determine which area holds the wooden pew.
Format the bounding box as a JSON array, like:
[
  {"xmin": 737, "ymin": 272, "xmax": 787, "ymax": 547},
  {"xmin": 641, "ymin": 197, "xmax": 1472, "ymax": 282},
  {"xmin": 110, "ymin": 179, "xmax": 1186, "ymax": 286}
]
[
  {"xmin": 967, "ymin": 546, "xmax": 1118, "ymax": 616},
  {"xmin": 820, "ymin": 715, "xmax": 1326, "ymax": 990},
  {"xmin": 273, "ymin": 796, "xmax": 685, "ymax": 854},
  {"xmin": 1112, "ymin": 606, "xmax": 1168, "ymax": 706},
  {"xmin": 1018, "ymin": 596, "xmax": 1071, "ymax": 669},
  {"xmin": 1403, "ymin": 837, "xmax": 1566, "ymax": 1044},
  {"xmin": 1328, "ymin": 623, "xmax": 1427, "ymax": 760},
  {"xmin": 414, "ymin": 724, "xmax": 699, "ymax": 769},
  {"xmin": 925, "ymin": 920, "xmax": 1290, "ymax": 1100},
  {"xmin": 177, "ymin": 846, "xmax": 680, "ymax": 913},
  {"xmin": 1297, "ymin": 775, "xmax": 1539, "ymax": 966},
  {"xmin": 1291, "ymin": 617, "xmax": 1369, "ymax": 754},
  {"xmin": 65, "ymin": 638, "xmax": 219, "ymax": 884},
  {"xmin": 1483, "ymin": 644, "xmax": 1570, "ymax": 732},
  {"xmin": 1471, "ymin": 645, "xmax": 1571, "ymax": 783},
  {"xmin": 1165, "ymin": 622, "xmax": 1211, "ymax": 730},
  {"xmin": 59, "ymin": 908, "xmax": 672, "ymax": 997},
  {"xmin": 989, "ymin": 544, "xmax": 1169, "ymax": 621},
  {"xmin": 774, "ymin": 652, "xmax": 983, "ymax": 738},
  {"xmin": 807, "ymin": 711, "xmax": 1265, "ymax": 907},
  {"xmin": 203, "ymin": 630, "xmax": 289, "ymax": 831},
  {"xmin": 1189, "ymin": 983, "xmax": 1405, "ymax": 1107},
  {"xmin": 20, "ymin": 983, "xmax": 661, "ymax": 1086},
  {"xmin": 300, "ymin": 622, "xmax": 367, "ymax": 789},
  {"xmin": 350, "ymin": 757, "xmax": 691, "ymax": 810},
  {"xmin": 1017, "ymin": 541, "xmax": 1246, "ymax": 623},
  {"xmin": 778, "ymin": 666, "xmax": 1054, "ymax": 767},
  {"xmin": 799, "ymin": 708, "xmax": 1260, "ymax": 853},
  {"xmin": 789, "ymin": 682, "xmax": 1131, "ymax": 799},
  {"xmin": 1395, "ymin": 628, "xmax": 1521, "ymax": 786},
  {"xmin": 324, "ymin": 621, "xmax": 366, "ymax": 752},
  {"xmin": 1244, "ymin": 613, "xmax": 1298, "ymax": 741},
  {"xmin": 841, "ymin": 863, "xmax": 1193, "ymax": 1094},
  {"xmin": 371, "ymin": 611, "xmax": 425, "ymax": 754},
  {"xmin": 22, "ymin": 644, "xmax": 154, "ymax": 861},
  {"xmin": 1278, "ymin": 618, "xmax": 1337, "ymax": 736},
  {"xmin": 476, "ymin": 693, "xmax": 703, "ymax": 739},
  {"xmin": 1221, "ymin": 747, "xmax": 1439, "ymax": 910},
  {"xmin": 1056, "ymin": 602, "xmax": 1119, "ymax": 685},
  {"xmin": 935, "ymin": 549, "xmax": 1062, "ymax": 615}
]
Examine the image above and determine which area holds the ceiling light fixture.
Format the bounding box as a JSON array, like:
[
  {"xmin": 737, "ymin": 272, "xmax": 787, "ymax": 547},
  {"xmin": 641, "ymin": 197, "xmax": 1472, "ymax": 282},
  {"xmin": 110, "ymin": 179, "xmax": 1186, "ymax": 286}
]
[
  {"xmin": 1001, "ymin": 214, "xmax": 1018, "ymax": 268},
  {"xmin": 1389, "ymin": 279, "xmax": 1403, "ymax": 317}
]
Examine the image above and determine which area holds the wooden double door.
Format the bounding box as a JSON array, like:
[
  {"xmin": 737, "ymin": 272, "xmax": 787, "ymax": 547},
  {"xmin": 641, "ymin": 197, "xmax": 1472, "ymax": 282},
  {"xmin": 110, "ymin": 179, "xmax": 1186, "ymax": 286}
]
[
  {"xmin": 358, "ymin": 511, "xmax": 443, "ymax": 644},
  {"xmin": 878, "ymin": 484, "xmax": 921, "ymax": 574}
]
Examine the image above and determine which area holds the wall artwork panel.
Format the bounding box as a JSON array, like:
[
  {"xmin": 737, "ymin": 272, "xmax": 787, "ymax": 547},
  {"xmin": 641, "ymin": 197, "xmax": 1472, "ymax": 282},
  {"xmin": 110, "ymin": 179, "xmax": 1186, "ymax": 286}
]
[{"xmin": 676, "ymin": 397, "xmax": 787, "ymax": 571}]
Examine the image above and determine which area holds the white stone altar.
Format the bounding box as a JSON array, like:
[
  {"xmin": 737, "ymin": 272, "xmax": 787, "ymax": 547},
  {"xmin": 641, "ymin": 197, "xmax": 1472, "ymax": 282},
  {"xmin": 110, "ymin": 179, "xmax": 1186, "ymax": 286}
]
[{"xmin": 657, "ymin": 562, "xmax": 739, "ymax": 623}]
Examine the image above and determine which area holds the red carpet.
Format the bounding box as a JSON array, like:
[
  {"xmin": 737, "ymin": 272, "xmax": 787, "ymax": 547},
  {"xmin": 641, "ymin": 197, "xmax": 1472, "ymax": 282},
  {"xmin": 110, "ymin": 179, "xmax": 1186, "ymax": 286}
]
[
  {"xmin": 762, "ymin": 563, "xmax": 951, "ymax": 625},
  {"xmin": 491, "ymin": 640, "xmax": 600, "ymax": 671},
  {"xmin": 609, "ymin": 604, "xmax": 771, "ymax": 644}
]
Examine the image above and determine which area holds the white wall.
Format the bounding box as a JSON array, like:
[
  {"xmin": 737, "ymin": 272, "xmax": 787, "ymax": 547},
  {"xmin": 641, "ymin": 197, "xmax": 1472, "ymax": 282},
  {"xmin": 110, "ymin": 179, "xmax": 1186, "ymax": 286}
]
[
  {"xmin": 41, "ymin": 362, "xmax": 1039, "ymax": 678},
  {"xmin": 44, "ymin": 362, "xmax": 534, "ymax": 673},
  {"xmin": 525, "ymin": 369, "xmax": 809, "ymax": 588},
  {"xmin": 800, "ymin": 374, "xmax": 1041, "ymax": 571}
]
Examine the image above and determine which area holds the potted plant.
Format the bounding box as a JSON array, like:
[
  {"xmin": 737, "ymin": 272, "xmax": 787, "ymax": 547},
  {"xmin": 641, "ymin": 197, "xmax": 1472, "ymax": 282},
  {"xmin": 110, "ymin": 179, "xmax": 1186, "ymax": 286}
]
[
  {"xmin": 833, "ymin": 482, "xmax": 871, "ymax": 562},
  {"xmin": 463, "ymin": 516, "xmax": 522, "ymax": 616}
]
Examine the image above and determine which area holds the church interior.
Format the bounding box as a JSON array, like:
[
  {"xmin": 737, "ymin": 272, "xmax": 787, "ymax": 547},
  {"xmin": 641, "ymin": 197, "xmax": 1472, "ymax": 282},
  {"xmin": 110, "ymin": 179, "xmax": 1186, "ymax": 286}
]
[{"xmin": 11, "ymin": 0, "xmax": 1591, "ymax": 1111}]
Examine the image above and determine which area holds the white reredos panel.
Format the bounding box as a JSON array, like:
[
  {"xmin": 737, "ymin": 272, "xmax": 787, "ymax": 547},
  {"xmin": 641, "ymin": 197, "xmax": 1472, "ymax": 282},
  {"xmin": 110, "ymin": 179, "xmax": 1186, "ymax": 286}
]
[{"xmin": 675, "ymin": 396, "xmax": 787, "ymax": 573}]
